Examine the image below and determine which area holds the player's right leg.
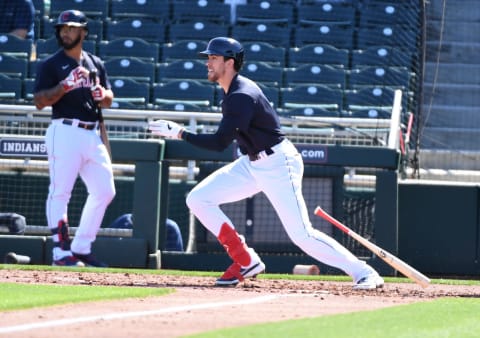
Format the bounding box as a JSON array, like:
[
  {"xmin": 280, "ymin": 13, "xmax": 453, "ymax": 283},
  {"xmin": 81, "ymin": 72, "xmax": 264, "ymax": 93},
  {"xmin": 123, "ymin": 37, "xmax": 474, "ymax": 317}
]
[
  {"xmin": 186, "ymin": 158, "xmax": 265, "ymax": 286},
  {"xmin": 214, "ymin": 223, "xmax": 265, "ymax": 286},
  {"xmin": 45, "ymin": 124, "xmax": 84, "ymax": 267},
  {"xmin": 50, "ymin": 219, "xmax": 84, "ymax": 267}
]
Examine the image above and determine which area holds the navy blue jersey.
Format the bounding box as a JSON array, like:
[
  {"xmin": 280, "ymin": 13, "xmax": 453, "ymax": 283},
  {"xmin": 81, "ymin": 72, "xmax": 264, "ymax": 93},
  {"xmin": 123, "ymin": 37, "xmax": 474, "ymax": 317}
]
[
  {"xmin": 183, "ymin": 74, "xmax": 284, "ymax": 155},
  {"xmin": 34, "ymin": 50, "xmax": 111, "ymax": 122}
]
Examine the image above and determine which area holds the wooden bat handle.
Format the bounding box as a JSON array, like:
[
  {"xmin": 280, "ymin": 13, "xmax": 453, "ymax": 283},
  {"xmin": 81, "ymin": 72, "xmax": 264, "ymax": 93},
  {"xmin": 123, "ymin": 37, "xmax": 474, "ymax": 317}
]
[{"xmin": 314, "ymin": 206, "xmax": 430, "ymax": 288}]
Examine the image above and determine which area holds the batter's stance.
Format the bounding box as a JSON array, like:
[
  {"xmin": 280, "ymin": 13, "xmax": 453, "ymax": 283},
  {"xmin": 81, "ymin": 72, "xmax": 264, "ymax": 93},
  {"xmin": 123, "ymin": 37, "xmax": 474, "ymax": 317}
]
[
  {"xmin": 149, "ymin": 37, "xmax": 384, "ymax": 289},
  {"xmin": 34, "ymin": 10, "xmax": 115, "ymax": 267}
]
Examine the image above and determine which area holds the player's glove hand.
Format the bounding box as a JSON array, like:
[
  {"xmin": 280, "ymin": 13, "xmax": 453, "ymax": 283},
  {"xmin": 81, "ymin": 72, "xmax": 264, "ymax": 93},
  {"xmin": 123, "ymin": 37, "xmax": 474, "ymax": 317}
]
[
  {"xmin": 91, "ymin": 84, "xmax": 106, "ymax": 101},
  {"xmin": 148, "ymin": 120, "xmax": 184, "ymax": 139},
  {"xmin": 61, "ymin": 66, "xmax": 88, "ymax": 93}
]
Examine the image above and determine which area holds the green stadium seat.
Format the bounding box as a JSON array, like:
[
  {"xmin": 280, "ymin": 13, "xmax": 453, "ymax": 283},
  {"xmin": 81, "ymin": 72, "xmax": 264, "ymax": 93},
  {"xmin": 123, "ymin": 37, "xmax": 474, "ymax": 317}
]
[
  {"xmin": 50, "ymin": 0, "xmax": 109, "ymax": 20},
  {"xmin": 152, "ymin": 79, "xmax": 215, "ymax": 109},
  {"xmin": 161, "ymin": 40, "xmax": 208, "ymax": 62},
  {"xmin": 105, "ymin": 57, "xmax": 156, "ymax": 85},
  {"xmin": 235, "ymin": 1, "xmax": 295, "ymax": 25},
  {"xmin": 280, "ymin": 84, "xmax": 343, "ymax": 111},
  {"xmin": 243, "ymin": 41, "xmax": 286, "ymax": 67},
  {"xmin": 172, "ymin": 0, "xmax": 231, "ymax": 24},
  {"xmin": 297, "ymin": 1, "xmax": 356, "ymax": 25},
  {"xmin": 0, "ymin": 34, "xmax": 33, "ymax": 60},
  {"xmin": 105, "ymin": 18, "xmax": 167, "ymax": 44},
  {"xmin": 294, "ymin": 22, "xmax": 354, "ymax": 49},
  {"xmin": 110, "ymin": 0, "xmax": 170, "ymax": 22},
  {"xmin": 288, "ymin": 44, "xmax": 349, "ymax": 68},
  {"xmin": 284, "ymin": 64, "xmax": 346, "ymax": 89},
  {"xmin": 348, "ymin": 66, "xmax": 412, "ymax": 90},
  {"xmin": 98, "ymin": 38, "xmax": 160, "ymax": 63},
  {"xmin": 156, "ymin": 59, "xmax": 207, "ymax": 83}
]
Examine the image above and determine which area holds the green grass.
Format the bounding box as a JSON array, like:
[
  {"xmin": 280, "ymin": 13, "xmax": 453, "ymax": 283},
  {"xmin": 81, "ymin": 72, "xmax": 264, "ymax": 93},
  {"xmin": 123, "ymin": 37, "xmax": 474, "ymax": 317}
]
[
  {"xmin": 0, "ymin": 282, "xmax": 173, "ymax": 311},
  {"xmin": 4, "ymin": 264, "xmax": 480, "ymax": 286},
  {"xmin": 1, "ymin": 264, "xmax": 480, "ymax": 338},
  {"xmin": 188, "ymin": 298, "xmax": 480, "ymax": 338}
]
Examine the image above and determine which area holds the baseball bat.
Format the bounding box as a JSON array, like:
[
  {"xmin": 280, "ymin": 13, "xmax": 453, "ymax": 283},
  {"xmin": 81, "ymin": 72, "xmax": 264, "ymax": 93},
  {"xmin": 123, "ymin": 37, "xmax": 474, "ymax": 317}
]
[
  {"xmin": 89, "ymin": 70, "xmax": 112, "ymax": 159},
  {"xmin": 314, "ymin": 206, "xmax": 430, "ymax": 288}
]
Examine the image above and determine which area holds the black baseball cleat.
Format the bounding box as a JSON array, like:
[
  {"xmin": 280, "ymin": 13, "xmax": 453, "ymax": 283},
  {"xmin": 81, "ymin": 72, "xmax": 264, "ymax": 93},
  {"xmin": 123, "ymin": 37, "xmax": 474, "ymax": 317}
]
[{"xmin": 72, "ymin": 252, "xmax": 108, "ymax": 268}]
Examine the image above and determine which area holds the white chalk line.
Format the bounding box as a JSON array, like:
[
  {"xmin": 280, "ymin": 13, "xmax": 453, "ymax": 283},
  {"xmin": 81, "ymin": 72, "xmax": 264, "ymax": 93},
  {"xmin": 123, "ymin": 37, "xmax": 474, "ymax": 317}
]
[{"xmin": 0, "ymin": 294, "xmax": 281, "ymax": 334}]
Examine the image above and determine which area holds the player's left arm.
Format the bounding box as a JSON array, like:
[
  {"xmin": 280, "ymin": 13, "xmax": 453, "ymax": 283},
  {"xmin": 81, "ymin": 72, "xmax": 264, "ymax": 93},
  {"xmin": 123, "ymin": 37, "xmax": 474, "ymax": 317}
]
[{"xmin": 95, "ymin": 64, "xmax": 114, "ymax": 108}]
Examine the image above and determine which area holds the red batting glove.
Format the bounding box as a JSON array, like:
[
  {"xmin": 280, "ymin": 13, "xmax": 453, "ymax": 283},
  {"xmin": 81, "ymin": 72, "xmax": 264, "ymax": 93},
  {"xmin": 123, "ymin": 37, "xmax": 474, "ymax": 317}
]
[
  {"xmin": 91, "ymin": 85, "xmax": 106, "ymax": 101},
  {"xmin": 61, "ymin": 66, "xmax": 88, "ymax": 93}
]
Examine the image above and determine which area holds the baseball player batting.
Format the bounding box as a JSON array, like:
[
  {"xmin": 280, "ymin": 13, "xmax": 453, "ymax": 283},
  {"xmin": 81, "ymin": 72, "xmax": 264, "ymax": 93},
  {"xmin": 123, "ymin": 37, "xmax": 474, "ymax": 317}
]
[
  {"xmin": 33, "ymin": 10, "xmax": 115, "ymax": 267},
  {"xmin": 149, "ymin": 37, "xmax": 384, "ymax": 289}
]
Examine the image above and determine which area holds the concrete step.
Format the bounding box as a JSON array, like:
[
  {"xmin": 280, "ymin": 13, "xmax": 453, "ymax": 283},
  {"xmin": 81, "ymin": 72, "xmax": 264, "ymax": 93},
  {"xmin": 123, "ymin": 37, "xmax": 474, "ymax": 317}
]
[
  {"xmin": 426, "ymin": 0, "xmax": 480, "ymax": 22},
  {"xmin": 420, "ymin": 126, "xmax": 480, "ymax": 151},
  {"xmin": 422, "ymin": 83, "xmax": 480, "ymax": 106},
  {"xmin": 424, "ymin": 62, "xmax": 480, "ymax": 85},
  {"xmin": 427, "ymin": 20, "xmax": 480, "ymax": 43},
  {"xmin": 425, "ymin": 41, "xmax": 480, "ymax": 64},
  {"xmin": 417, "ymin": 149, "xmax": 480, "ymax": 171},
  {"xmin": 421, "ymin": 104, "xmax": 480, "ymax": 128}
]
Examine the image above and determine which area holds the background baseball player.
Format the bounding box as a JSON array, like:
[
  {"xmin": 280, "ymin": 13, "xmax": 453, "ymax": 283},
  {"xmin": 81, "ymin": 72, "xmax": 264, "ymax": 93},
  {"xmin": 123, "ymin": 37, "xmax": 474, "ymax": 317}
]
[
  {"xmin": 33, "ymin": 9, "xmax": 115, "ymax": 267},
  {"xmin": 149, "ymin": 37, "xmax": 384, "ymax": 290}
]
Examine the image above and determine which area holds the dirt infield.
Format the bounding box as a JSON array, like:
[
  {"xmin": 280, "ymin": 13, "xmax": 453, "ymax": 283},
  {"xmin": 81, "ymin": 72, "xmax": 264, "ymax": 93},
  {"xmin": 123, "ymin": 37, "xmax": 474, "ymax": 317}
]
[{"xmin": 1, "ymin": 269, "xmax": 479, "ymax": 338}]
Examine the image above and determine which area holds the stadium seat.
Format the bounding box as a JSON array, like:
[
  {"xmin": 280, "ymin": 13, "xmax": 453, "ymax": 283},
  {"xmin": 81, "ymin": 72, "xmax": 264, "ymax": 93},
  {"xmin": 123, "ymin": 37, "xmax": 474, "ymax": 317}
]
[
  {"xmin": 152, "ymin": 80, "xmax": 215, "ymax": 108},
  {"xmin": 356, "ymin": 26, "xmax": 418, "ymax": 51},
  {"xmin": 105, "ymin": 57, "xmax": 156, "ymax": 84},
  {"xmin": 156, "ymin": 59, "xmax": 207, "ymax": 83},
  {"xmin": 110, "ymin": 78, "xmax": 151, "ymax": 108},
  {"xmin": 50, "ymin": 0, "xmax": 109, "ymax": 20},
  {"xmin": 241, "ymin": 61, "xmax": 284, "ymax": 87},
  {"xmin": 0, "ymin": 74, "xmax": 22, "ymax": 103},
  {"xmin": 36, "ymin": 37, "xmax": 95, "ymax": 60},
  {"xmin": 22, "ymin": 77, "xmax": 35, "ymax": 102},
  {"xmin": 280, "ymin": 107, "xmax": 341, "ymax": 118},
  {"xmin": 41, "ymin": 16, "xmax": 103, "ymax": 42},
  {"xmin": 154, "ymin": 102, "xmax": 205, "ymax": 112},
  {"xmin": 98, "ymin": 38, "xmax": 160, "ymax": 63},
  {"xmin": 351, "ymin": 46, "xmax": 414, "ymax": 68},
  {"xmin": 105, "ymin": 18, "xmax": 167, "ymax": 44},
  {"xmin": 110, "ymin": 0, "xmax": 170, "ymax": 22},
  {"xmin": 280, "ymin": 84, "xmax": 343, "ymax": 111},
  {"xmin": 348, "ymin": 66, "xmax": 412, "ymax": 90},
  {"xmin": 235, "ymin": 1, "xmax": 295, "ymax": 25},
  {"xmin": 284, "ymin": 64, "xmax": 346, "ymax": 88},
  {"xmin": 168, "ymin": 20, "xmax": 229, "ymax": 43},
  {"xmin": 0, "ymin": 34, "xmax": 33, "ymax": 60},
  {"xmin": 214, "ymin": 82, "xmax": 280, "ymax": 109},
  {"xmin": 32, "ymin": 0, "xmax": 45, "ymax": 17},
  {"xmin": 358, "ymin": 2, "xmax": 420, "ymax": 26},
  {"xmin": 257, "ymin": 83, "xmax": 280, "ymax": 108},
  {"xmin": 288, "ymin": 44, "xmax": 349, "ymax": 68},
  {"xmin": 109, "ymin": 100, "xmax": 144, "ymax": 109},
  {"xmin": 28, "ymin": 59, "xmax": 40, "ymax": 78},
  {"xmin": 297, "ymin": 1, "xmax": 356, "ymax": 25},
  {"xmin": 294, "ymin": 22, "xmax": 354, "ymax": 49},
  {"xmin": 243, "ymin": 42, "xmax": 286, "ymax": 67},
  {"xmin": 171, "ymin": 0, "xmax": 231, "ymax": 24},
  {"xmin": 344, "ymin": 86, "xmax": 396, "ymax": 112},
  {"xmin": 342, "ymin": 107, "xmax": 392, "ymax": 119},
  {"xmin": 231, "ymin": 22, "xmax": 292, "ymax": 45},
  {"xmin": 0, "ymin": 54, "xmax": 28, "ymax": 79},
  {"xmin": 161, "ymin": 40, "xmax": 208, "ymax": 62}
]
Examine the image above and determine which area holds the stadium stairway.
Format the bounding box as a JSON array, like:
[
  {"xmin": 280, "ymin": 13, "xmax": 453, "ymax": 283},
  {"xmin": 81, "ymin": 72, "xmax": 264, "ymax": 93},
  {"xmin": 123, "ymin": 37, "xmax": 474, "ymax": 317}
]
[{"xmin": 421, "ymin": 0, "xmax": 480, "ymax": 153}]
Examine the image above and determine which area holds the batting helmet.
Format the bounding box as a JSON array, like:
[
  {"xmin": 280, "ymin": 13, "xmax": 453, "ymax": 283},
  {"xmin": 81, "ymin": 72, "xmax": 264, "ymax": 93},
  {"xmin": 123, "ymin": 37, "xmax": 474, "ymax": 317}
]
[
  {"xmin": 55, "ymin": 9, "xmax": 88, "ymax": 28},
  {"xmin": 199, "ymin": 37, "xmax": 244, "ymax": 70}
]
